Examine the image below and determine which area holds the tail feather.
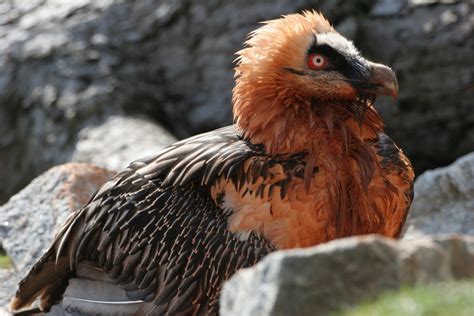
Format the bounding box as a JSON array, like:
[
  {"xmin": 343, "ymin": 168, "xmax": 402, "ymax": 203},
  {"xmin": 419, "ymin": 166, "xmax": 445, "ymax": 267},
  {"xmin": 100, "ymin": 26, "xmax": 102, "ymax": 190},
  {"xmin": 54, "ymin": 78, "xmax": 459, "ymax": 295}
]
[
  {"xmin": 10, "ymin": 254, "xmax": 71, "ymax": 313},
  {"xmin": 12, "ymin": 260, "xmax": 144, "ymax": 316},
  {"xmin": 11, "ymin": 211, "xmax": 88, "ymax": 314}
]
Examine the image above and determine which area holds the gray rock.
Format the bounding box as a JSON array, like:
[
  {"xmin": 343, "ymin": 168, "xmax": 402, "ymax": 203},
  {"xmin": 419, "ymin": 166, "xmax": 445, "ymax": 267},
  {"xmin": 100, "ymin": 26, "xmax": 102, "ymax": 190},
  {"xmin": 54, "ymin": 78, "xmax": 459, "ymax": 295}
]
[
  {"xmin": 0, "ymin": 163, "xmax": 114, "ymax": 308},
  {"xmin": 336, "ymin": 17, "xmax": 358, "ymax": 40},
  {"xmin": 0, "ymin": 268, "xmax": 15, "ymax": 312},
  {"xmin": 371, "ymin": 0, "xmax": 406, "ymax": 16},
  {"xmin": 361, "ymin": 1, "xmax": 474, "ymax": 172},
  {"xmin": 71, "ymin": 115, "xmax": 177, "ymax": 172},
  {"xmin": 404, "ymin": 152, "xmax": 474, "ymax": 238},
  {"xmin": 220, "ymin": 234, "xmax": 474, "ymax": 316},
  {"xmin": 0, "ymin": 0, "xmax": 472, "ymax": 204}
]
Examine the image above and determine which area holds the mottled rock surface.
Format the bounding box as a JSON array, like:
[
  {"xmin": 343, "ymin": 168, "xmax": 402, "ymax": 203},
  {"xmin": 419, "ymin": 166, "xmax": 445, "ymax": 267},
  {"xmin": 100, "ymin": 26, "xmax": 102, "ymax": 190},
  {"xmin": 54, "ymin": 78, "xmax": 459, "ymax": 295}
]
[
  {"xmin": 0, "ymin": 269, "xmax": 15, "ymax": 315},
  {"xmin": 0, "ymin": 163, "xmax": 114, "ymax": 308},
  {"xmin": 360, "ymin": 0, "xmax": 474, "ymax": 173},
  {"xmin": 71, "ymin": 115, "xmax": 177, "ymax": 171},
  {"xmin": 220, "ymin": 235, "xmax": 474, "ymax": 316},
  {"xmin": 404, "ymin": 152, "xmax": 474, "ymax": 238},
  {"xmin": 1, "ymin": 0, "xmax": 472, "ymax": 203}
]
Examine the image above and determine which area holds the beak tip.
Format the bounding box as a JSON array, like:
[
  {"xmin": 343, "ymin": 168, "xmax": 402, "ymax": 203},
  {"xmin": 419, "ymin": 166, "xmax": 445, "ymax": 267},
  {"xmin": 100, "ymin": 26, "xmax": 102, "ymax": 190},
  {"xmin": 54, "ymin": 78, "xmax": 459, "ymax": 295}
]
[
  {"xmin": 391, "ymin": 88, "xmax": 398, "ymax": 101},
  {"xmin": 391, "ymin": 77, "xmax": 399, "ymax": 101},
  {"xmin": 369, "ymin": 62, "xmax": 399, "ymax": 102}
]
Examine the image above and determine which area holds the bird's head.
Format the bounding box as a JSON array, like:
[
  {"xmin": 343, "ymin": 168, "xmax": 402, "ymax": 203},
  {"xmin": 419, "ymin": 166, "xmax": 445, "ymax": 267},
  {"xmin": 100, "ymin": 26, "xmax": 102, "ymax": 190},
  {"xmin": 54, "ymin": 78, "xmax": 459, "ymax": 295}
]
[{"xmin": 233, "ymin": 11, "xmax": 397, "ymax": 153}]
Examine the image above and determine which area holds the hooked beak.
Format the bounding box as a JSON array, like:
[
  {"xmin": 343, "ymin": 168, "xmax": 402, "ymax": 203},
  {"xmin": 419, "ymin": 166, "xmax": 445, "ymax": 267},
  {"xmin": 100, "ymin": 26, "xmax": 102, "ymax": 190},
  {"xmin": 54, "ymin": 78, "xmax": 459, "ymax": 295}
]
[{"xmin": 368, "ymin": 62, "xmax": 399, "ymax": 100}]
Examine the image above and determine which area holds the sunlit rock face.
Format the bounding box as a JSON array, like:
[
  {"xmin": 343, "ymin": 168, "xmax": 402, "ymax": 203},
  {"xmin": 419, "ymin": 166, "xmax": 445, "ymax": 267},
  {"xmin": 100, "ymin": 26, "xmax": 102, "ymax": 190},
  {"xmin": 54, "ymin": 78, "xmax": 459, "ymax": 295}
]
[{"xmin": 0, "ymin": 0, "xmax": 471, "ymax": 203}]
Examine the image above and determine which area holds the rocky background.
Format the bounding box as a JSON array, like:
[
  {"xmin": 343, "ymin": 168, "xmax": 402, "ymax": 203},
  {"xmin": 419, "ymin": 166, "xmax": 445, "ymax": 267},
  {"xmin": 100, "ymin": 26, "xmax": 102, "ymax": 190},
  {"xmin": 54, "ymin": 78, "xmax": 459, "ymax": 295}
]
[
  {"xmin": 0, "ymin": 0, "xmax": 473, "ymax": 204},
  {"xmin": 0, "ymin": 0, "xmax": 473, "ymax": 315}
]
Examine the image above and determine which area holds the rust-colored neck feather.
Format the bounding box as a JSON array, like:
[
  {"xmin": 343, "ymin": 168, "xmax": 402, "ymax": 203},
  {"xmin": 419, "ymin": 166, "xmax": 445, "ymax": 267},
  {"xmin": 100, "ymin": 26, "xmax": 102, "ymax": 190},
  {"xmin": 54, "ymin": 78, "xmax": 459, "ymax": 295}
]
[{"xmin": 234, "ymin": 82, "xmax": 384, "ymax": 154}]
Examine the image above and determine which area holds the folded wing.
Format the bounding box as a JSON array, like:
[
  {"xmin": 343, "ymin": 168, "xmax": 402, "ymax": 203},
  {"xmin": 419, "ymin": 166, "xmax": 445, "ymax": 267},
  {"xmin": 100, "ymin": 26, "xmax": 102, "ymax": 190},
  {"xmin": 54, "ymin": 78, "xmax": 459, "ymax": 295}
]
[{"xmin": 11, "ymin": 125, "xmax": 275, "ymax": 315}]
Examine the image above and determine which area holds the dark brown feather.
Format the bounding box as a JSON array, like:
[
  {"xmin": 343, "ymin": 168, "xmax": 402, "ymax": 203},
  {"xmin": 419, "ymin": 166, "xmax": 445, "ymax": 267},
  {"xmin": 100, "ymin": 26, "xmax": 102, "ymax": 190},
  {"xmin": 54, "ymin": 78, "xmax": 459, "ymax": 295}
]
[{"xmin": 11, "ymin": 125, "xmax": 276, "ymax": 315}]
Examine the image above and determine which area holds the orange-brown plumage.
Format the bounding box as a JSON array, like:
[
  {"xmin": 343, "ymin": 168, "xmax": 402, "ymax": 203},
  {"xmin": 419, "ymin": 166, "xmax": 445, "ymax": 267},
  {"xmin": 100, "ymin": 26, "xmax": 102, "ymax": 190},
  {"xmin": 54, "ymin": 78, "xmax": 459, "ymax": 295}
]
[
  {"xmin": 215, "ymin": 11, "xmax": 413, "ymax": 248},
  {"xmin": 11, "ymin": 11, "xmax": 413, "ymax": 315}
]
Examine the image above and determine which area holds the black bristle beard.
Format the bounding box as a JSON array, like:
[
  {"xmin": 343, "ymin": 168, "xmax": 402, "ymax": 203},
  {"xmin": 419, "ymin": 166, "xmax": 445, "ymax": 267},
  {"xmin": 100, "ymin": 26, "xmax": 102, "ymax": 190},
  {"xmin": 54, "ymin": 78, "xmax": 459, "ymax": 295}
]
[{"xmin": 353, "ymin": 93, "xmax": 376, "ymax": 126}]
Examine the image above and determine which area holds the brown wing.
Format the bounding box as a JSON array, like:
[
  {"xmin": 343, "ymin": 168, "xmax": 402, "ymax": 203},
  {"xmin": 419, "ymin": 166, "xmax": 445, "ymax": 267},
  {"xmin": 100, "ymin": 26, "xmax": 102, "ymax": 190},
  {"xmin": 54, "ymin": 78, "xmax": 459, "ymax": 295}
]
[{"xmin": 11, "ymin": 125, "xmax": 275, "ymax": 315}]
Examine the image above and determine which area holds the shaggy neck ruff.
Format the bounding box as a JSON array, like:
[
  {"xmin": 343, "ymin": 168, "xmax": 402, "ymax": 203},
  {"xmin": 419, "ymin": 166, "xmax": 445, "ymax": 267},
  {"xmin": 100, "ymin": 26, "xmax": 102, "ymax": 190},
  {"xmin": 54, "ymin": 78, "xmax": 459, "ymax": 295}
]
[
  {"xmin": 232, "ymin": 92, "xmax": 387, "ymax": 241},
  {"xmin": 228, "ymin": 11, "xmax": 399, "ymax": 243},
  {"xmin": 233, "ymin": 89, "xmax": 384, "ymax": 154}
]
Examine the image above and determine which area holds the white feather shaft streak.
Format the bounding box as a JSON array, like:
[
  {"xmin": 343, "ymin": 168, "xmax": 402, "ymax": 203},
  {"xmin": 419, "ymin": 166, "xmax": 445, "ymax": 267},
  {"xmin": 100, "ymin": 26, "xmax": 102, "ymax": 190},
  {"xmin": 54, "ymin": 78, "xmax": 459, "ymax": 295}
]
[
  {"xmin": 61, "ymin": 278, "xmax": 143, "ymax": 315},
  {"xmin": 64, "ymin": 298, "xmax": 143, "ymax": 305}
]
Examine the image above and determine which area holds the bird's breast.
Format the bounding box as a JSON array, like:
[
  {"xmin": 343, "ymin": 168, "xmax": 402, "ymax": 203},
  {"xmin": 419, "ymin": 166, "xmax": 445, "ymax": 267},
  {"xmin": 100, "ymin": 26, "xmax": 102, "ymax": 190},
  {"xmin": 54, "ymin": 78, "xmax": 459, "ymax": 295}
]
[
  {"xmin": 210, "ymin": 140, "xmax": 413, "ymax": 250},
  {"xmin": 211, "ymin": 160, "xmax": 326, "ymax": 249}
]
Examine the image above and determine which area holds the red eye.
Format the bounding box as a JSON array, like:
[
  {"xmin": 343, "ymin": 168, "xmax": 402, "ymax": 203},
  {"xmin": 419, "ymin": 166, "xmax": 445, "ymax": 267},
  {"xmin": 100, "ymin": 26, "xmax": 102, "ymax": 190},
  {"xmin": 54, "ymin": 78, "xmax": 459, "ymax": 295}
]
[{"xmin": 308, "ymin": 53, "xmax": 327, "ymax": 70}]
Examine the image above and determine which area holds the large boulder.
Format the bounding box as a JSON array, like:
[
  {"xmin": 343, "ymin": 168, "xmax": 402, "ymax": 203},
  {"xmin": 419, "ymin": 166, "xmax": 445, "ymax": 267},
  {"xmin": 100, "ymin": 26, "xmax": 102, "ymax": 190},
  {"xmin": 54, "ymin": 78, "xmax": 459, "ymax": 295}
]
[
  {"xmin": 404, "ymin": 152, "xmax": 474, "ymax": 238},
  {"xmin": 0, "ymin": 163, "xmax": 114, "ymax": 308},
  {"xmin": 220, "ymin": 235, "xmax": 474, "ymax": 316},
  {"xmin": 71, "ymin": 115, "xmax": 177, "ymax": 171},
  {"xmin": 1, "ymin": 0, "xmax": 471, "ymax": 203}
]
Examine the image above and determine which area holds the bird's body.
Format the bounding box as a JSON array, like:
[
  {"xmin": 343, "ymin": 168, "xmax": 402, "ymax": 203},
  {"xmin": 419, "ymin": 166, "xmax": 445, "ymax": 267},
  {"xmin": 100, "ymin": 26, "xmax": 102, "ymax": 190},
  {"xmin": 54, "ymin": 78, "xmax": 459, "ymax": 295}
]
[{"xmin": 11, "ymin": 12, "xmax": 414, "ymax": 315}]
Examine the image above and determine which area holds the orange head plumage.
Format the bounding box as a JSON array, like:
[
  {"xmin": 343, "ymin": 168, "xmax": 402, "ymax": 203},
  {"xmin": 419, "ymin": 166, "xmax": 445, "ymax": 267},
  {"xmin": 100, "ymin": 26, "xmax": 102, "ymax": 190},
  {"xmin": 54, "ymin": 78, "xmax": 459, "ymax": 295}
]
[{"xmin": 233, "ymin": 11, "xmax": 398, "ymax": 154}]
